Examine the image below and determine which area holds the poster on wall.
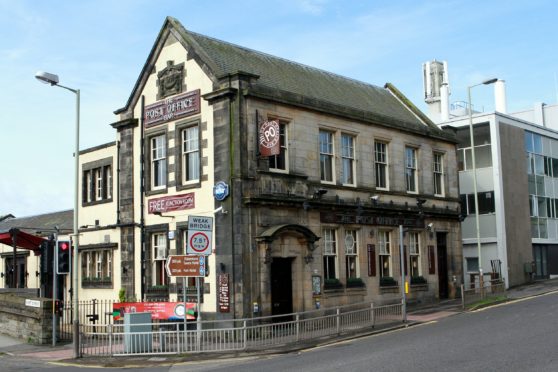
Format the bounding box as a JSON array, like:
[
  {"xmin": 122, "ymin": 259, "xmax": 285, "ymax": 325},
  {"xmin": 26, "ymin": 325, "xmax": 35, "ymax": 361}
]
[{"xmin": 112, "ymin": 302, "xmax": 196, "ymax": 321}]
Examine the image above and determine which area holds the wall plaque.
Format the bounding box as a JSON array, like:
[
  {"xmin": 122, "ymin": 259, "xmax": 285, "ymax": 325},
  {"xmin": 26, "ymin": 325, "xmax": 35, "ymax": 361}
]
[{"xmin": 144, "ymin": 89, "xmax": 201, "ymax": 128}]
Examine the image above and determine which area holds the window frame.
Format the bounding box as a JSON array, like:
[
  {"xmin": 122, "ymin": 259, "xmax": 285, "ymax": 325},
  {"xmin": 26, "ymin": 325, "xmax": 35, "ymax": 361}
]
[
  {"xmin": 405, "ymin": 146, "xmax": 418, "ymax": 193},
  {"xmin": 341, "ymin": 133, "xmax": 356, "ymax": 186},
  {"xmin": 374, "ymin": 141, "xmax": 389, "ymax": 190},
  {"xmin": 409, "ymin": 232, "xmax": 421, "ymax": 278},
  {"xmin": 182, "ymin": 124, "xmax": 200, "ymax": 184},
  {"xmin": 344, "ymin": 229, "xmax": 359, "ymax": 279},
  {"xmin": 378, "ymin": 230, "xmax": 392, "ymax": 278},
  {"xmin": 151, "ymin": 134, "xmax": 167, "ymax": 191},
  {"xmin": 319, "ymin": 130, "xmax": 335, "ymax": 184},
  {"xmin": 268, "ymin": 120, "xmax": 289, "ymax": 173},
  {"xmin": 433, "ymin": 152, "xmax": 444, "ymax": 197},
  {"xmin": 82, "ymin": 157, "xmax": 113, "ymax": 206},
  {"xmin": 323, "ymin": 228, "xmax": 338, "ymax": 280}
]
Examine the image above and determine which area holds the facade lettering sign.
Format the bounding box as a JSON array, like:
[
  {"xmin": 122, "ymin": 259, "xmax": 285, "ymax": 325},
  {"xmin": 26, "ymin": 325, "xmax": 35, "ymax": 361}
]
[
  {"xmin": 148, "ymin": 193, "xmax": 195, "ymax": 214},
  {"xmin": 144, "ymin": 89, "xmax": 201, "ymax": 127},
  {"xmin": 320, "ymin": 212, "xmax": 424, "ymax": 228}
]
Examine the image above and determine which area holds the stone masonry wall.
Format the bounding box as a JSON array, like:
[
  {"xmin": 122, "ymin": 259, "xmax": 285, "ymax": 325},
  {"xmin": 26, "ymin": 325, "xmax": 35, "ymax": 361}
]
[{"xmin": 0, "ymin": 293, "xmax": 53, "ymax": 344}]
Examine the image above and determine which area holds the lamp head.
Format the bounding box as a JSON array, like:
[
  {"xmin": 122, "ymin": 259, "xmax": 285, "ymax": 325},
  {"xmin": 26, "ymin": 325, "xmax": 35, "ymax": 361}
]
[
  {"xmin": 35, "ymin": 71, "xmax": 59, "ymax": 86},
  {"xmin": 482, "ymin": 78, "xmax": 498, "ymax": 85}
]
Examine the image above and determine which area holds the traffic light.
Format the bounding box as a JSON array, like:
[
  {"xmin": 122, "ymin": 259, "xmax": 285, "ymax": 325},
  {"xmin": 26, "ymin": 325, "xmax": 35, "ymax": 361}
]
[
  {"xmin": 56, "ymin": 241, "xmax": 71, "ymax": 274},
  {"xmin": 40, "ymin": 239, "xmax": 53, "ymax": 274}
]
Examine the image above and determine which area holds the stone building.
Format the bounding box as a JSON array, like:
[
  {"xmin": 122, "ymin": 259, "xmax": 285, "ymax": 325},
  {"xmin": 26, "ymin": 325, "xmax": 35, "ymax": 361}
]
[{"xmin": 78, "ymin": 17, "xmax": 462, "ymax": 319}]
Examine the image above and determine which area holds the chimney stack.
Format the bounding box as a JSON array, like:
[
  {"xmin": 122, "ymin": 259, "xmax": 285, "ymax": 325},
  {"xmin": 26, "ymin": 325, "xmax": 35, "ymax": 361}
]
[{"xmin": 495, "ymin": 79, "xmax": 507, "ymax": 114}]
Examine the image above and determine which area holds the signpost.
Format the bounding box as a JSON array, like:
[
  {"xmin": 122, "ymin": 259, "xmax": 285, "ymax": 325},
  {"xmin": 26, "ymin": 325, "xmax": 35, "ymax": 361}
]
[
  {"xmin": 186, "ymin": 216, "xmax": 213, "ymax": 255},
  {"xmin": 165, "ymin": 255, "xmax": 206, "ymax": 277}
]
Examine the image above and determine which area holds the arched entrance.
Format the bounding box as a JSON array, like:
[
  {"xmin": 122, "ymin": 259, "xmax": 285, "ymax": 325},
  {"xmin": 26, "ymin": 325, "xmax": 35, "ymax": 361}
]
[{"xmin": 256, "ymin": 224, "xmax": 319, "ymax": 317}]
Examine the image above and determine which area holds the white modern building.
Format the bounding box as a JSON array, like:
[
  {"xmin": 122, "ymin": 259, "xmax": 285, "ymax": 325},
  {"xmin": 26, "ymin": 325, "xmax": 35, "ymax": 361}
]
[{"xmin": 424, "ymin": 60, "xmax": 558, "ymax": 288}]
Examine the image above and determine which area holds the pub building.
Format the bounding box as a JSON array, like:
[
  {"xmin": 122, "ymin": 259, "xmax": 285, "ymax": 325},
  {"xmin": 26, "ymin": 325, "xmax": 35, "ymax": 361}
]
[{"xmin": 77, "ymin": 17, "xmax": 462, "ymax": 320}]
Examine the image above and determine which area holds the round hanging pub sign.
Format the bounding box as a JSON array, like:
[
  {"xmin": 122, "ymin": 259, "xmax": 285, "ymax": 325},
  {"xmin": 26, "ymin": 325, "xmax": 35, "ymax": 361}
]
[{"xmin": 213, "ymin": 181, "xmax": 230, "ymax": 201}]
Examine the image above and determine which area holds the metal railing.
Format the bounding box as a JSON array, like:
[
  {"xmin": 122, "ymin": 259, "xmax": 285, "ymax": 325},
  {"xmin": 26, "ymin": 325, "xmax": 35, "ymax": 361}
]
[
  {"xmin": 461, "ymin": 279, "xmax": 506, "ymax": 309},
  {"xmin": 79, "ymin": 301, "xmax": 403, "ymax": 357}
]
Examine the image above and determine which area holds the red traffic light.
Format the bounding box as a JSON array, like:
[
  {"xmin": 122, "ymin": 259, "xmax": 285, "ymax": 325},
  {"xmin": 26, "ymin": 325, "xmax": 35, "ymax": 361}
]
[{"xmin": 59, "ymin": 242, "xmax": 69, "ymax": 251}]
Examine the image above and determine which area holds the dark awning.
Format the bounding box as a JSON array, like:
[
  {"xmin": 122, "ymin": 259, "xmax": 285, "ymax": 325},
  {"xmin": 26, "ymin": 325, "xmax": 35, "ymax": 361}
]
[{"xmin": 0, "ymin": 228, "xmax": 45, "ymax": 255}]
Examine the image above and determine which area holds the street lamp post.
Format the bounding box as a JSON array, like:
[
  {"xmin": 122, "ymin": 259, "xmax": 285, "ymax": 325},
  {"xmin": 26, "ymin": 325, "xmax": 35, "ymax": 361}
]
[
  {"xmin": 467, "ymin": 78, "xmax": 497, "ymax": 294},
  {"xmin": 35, "ymin": 71, "xmax": 81, "ymax": 358}
]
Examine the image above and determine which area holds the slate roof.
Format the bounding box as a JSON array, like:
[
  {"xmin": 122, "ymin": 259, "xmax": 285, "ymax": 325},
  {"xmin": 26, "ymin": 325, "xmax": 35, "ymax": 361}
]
[
  {"xmin": 118, "ymin": 17, "xmax": 451, "ymax": 140},
  {"xmin": 0, "ymin": 210, "xmax": 73, "ymax": 237}
]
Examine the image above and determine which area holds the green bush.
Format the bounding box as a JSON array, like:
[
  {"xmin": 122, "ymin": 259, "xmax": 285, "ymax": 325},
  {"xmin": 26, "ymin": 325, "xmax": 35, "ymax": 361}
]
[
  {"xmin": 324, "ymin": 278, "xmax": 342, "ymax": 289},
  {"xmin": 411, "ymin": 276, "xmax": 427, "ymax": 285},
  {"xmin": 346, "ymin": 277, "xmax": 365, "ymax": 287},
  {"xmin": 380, "ymin": 276, "xmax": 397, "ymax": 287}
]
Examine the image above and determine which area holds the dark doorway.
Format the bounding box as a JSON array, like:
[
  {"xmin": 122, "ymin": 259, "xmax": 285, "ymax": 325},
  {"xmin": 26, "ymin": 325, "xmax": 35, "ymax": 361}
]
[
  {"xmin": 533, "ymin": 245, "xmax": 548, "ymax": 279},
  {"xmin": 4, "ymin": 256, "xmax": 26, "ymax": 288},
  {"xmin": 271, "ymin": 257, "xmax": 293, "ymax": 318},
  {"xmin": 437, "ymin": 233, "xmax": 449, "ymax": 299}
]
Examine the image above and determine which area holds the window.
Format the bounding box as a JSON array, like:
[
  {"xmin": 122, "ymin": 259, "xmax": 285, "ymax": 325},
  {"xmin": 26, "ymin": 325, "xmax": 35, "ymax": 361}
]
[
  {"xmin": 433, "ymin": 152, "xmax": 444, "ymax": 196},
  {"xmin": 466, "ymin": 257, "xmax": 479, "ymax": 272},
  {"xmin": 82, "ymin": 160, "xmax": 113, "ymax": 205},
  {"xmin": 344, "ymin": 230, "xmax": 358, "ymax": 279},
  {"xmin": 95, "ymin": 168, "xmax": 103, "ymax": 201},
  {"xmin": 151, "ymin": 135, "xmax": 167, "ymax": 189},
  {"xmin": 269, "ymin": 122, "xmax": 288, "ymax": 172},
  {"xmin": 320, "ymin": 130, "xmax": 334, "ymax": 182},
  {"xmin": 409, "ymin": 232, "xmax": 421, "ymax": 278},
  {"xmin": 460, "ymin": 191, "xmax": 495, "ymax": 215},
  {"xmin": 378, "ymin": 231, "xmax": 391, "ymax": 277},
  {"xmin": 323, "ymin": 228, "xmax": 337, "ymax": 280},
  {"xmin": 82, "ymin": 249, "xmax": 113, "ymax": 285},
  {"xmin": 85, "ymin": 171, "xmax": 92, "ymax": 203},
  {"xmin": 182, "ymin": 125, "xmax": 200, "ymax": 183},
  {"xmin": 152, "ymin": 233, "xmax": 168, "ymax": 286},
  {"xmin": 405, "ymin": 147, "xmax": 418, "ymax": 193},
  {"xmin": 106, "ymin": 165, "xmax": 112, "ymax": 199},
  {"xmin": 341, "ymin": 134, "xmax": 355, "ymax": 185},
  {"xmin": 375, "ymin": 141, "xmax": 389, "ymax": 190}
]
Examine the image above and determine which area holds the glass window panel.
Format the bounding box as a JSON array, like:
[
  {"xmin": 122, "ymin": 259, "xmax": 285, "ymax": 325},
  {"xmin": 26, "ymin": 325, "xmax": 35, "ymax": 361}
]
[{"xmin": 525, "ymin": 132, "xmax": 534, "ymax": 152}]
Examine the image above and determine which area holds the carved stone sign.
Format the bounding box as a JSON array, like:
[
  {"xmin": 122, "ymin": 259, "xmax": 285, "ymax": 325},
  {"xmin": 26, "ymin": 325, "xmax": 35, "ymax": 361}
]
[
  {"xmin": 157, "ymin": 60, "xmax": 184, "ymax": 99},
  {"xmin": 144, "ymin": 89, "xmax": 201, "ymax": 128}
]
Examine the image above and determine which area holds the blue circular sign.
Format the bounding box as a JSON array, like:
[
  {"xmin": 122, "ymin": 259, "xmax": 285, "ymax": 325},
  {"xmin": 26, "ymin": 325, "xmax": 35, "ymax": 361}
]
[{"xmin": 213, "ymin": 181, "xmax": 229, "ymax": 201}]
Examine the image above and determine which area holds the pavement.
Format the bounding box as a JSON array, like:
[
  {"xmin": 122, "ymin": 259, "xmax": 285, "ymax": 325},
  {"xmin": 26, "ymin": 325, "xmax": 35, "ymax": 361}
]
[{"xmin": 1, "ymin": 278, "xmax": 558, "ymax": 368}]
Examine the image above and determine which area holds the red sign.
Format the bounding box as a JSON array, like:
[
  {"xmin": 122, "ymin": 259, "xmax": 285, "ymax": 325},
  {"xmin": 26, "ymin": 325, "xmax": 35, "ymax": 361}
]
[
  {"xmin": 144, "ymin": 89, "xmax": 201, "ymax": 127},
  {"xmin": 259, "ymin": 120, "xmax": 281, "ymax": 156},
  {"xmin": 218, "ymin": 273, "xmax": 230, "ymax": 313},
  {"xmin": 148, "ymin": 193, "xmax": 195, "ymax": 214},
  {"xmin": 165, "ymin": 255, "xmax": 206, "ymax": 277},
  {"xmin": 112, "ymin": 302, "xmax": 196, "ymax": 321}
]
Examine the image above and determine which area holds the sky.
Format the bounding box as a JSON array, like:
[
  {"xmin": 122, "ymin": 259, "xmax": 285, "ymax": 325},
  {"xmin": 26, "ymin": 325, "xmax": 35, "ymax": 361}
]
[{"xmin": 1, "ymin": 0, "xmax": 557, "ymax": 218}]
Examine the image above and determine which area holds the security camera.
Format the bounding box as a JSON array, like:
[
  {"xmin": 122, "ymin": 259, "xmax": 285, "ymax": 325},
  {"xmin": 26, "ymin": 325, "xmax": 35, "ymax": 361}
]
[
  {"xmin": 370, "ymin": 195, "xmax": 380, "ymax": 201},
  {"xmin": 213, "ymin": 206, "xmax": 228, "ymax": 214},
  {"xmin": 426, "ymin": 223, "xmax": 434, "ymax": 231}
]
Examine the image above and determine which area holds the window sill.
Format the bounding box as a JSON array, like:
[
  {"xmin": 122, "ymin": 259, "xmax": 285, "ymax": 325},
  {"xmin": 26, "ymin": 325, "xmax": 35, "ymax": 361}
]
[
  {"xmin": 410, "ymin": 283, "xmax": 429, "ymax": 291},
  {"xmin": 82, "ymin": 198, "xmax": 113, "ymax": 207},
  {"xmin": 379, "ymin": 285, "xmax": 400, "ymax": 294},
  {"xmin": 82, "ymin": 280, "xmax": 113, "ymax": 289}
]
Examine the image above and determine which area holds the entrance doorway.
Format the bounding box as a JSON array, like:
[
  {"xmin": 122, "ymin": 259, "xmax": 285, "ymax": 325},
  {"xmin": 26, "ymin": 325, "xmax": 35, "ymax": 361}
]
[
  {"xmin": 534, "ymin": 245, "xmax": 548, "ymax": 279},
  {"xmin": 4, "ymin": 256, "xmax": 26, "ymax": 288},
  {"xmin": 271, "ymin": 257, "xmax": 293, "ymax": 317},
  {"xmin": 437, "ymin": 233, "xmax": 448, "ymax": 299}
]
